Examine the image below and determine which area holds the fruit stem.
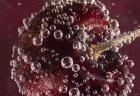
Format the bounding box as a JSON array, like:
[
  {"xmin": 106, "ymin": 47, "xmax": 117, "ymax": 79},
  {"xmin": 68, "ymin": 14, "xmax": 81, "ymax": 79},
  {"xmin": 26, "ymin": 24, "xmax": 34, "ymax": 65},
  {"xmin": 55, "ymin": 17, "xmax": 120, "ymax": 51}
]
[{"xmin": 92, "ymin": 28, "xmax": 140, "ymax": 61}]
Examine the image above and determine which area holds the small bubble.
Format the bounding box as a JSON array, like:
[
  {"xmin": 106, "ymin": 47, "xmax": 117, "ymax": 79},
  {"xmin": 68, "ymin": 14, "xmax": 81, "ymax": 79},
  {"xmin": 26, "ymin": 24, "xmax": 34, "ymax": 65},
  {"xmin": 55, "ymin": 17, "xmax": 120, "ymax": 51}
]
[
  {"xmin": 73, "ymin": 41, "xmax": 82, "ymax": 50},
  {"xmin": 40, "ymin": 29, "xmax": 50, "ymax": 38},
  {"xmin": 106, "ymin": 72, "xmax": 113, "ymax": 78},
  {"xmin": 74, "ymin": 25, "xmax": 80, "ymax": 30},
  {"xmin": 73, "ymin": 73, "xmax": 79, "ymax": 78},
  {"xmin": 117, "ymin": 78, "xmax": 125, "ymax": 86},
  {"xmin": 54, "ymin": 30, "xmax": 63, "ymax": 39},
  {"xmin": 30, "ymin": 62, "xmax": 42, "ymax": 73},
  {"xmin": 59, "ymin": 85, "xmax": 68, "ymax": 93},
  {"xmin": 19, "ymin": 75, "xmax": 25, "ymax": 82},
  {"xmin": 17, "ymin": 47, "xmax": 24, "ymax": 55},
  {"xmin": 128, "ymin": 60, "xmax": 134, "ymax": 68},
  {"xmin": 42, "ymin": 18, "xmax": 49, "ymax": 23},
  {"xmin": 69, "ymin": 88, "xmax": 80, "ymax": 96},
  {"xmin": 110, "ymin": 19, "xmax": 119, "ymax": 29},
  {"xmin": 10, "ymin": 60, "xmax": 18, "ymax": 67},
  {"xmin": 32, "ymin": 36, "xmax": 43, "ymax": 46},
  {"xmin": 50, "ymin": 25, "xmax": 56, "ymax": 31},
  {"xmin": 65, "ymin": 34, "xmax": 71, "ymax": 39},
  {"xmin": 101, "ymin": 84, "xmax": 110, "ymax": 93},
  {"xmin": 61, "ymin": 57, "xmax": 73, "ymax": 68},
  {"xmin": 18, "ymin": 26, "xmax": 25, "ymax": 36},
  {"xmin": 79, "ymin": 56, "xmax": 85, "ymax": 63},
  {"xmin": 78, "ymin": 32, "xmax": 88, "ymax": 41},
  {"xmin": 41, "ymin": 23, "xmax": 48, "ymax": 29},
  {"xmin": 72, "ymin": 64, "xmax": 80, "ymax": 72},
  {"xmin": 68, "ymin": 16, "xmax": 75, "ymax": 23},
  {"xmin": 87, "ymin": 0, "xmax": 95, "ymax": 4},
  {"xmin": 23, "ymin": 18, "xmax": 31, "ymax": 29},
  {"xmin": 22, "ymin": 55, "xmax": 32, "ymax": 63},
  {"xmin": 31, "ymin": 12, "xmax": 38, "ymax": 18}
]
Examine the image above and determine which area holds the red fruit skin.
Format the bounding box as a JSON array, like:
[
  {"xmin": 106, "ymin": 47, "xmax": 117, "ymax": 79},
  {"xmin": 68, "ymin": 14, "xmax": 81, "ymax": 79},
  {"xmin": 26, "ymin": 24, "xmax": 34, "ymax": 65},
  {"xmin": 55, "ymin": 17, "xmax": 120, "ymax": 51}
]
[{"xmin": 10, "ymin": 1, "xmax": 135, "ymax": 96}]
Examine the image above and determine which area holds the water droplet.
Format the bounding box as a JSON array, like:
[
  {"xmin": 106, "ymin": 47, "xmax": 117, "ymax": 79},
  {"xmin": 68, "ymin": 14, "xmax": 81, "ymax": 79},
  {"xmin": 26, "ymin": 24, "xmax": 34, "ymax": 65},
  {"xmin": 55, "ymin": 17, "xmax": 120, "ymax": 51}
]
[
  {"xmin": 61, "ymin": 57, "xmax": 73, "ymax": 68},
  {"xmin": 54, "ymin": 30, "xmax": 63, "ymax": 39}
]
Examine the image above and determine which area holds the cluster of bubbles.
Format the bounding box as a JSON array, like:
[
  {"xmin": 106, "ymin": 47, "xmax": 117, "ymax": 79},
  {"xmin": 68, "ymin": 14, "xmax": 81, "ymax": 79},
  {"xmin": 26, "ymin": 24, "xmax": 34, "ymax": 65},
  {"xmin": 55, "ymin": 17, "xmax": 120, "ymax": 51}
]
[{"xmin": 10, "ymin": 0, "xmax": 136, "ymax": 96}]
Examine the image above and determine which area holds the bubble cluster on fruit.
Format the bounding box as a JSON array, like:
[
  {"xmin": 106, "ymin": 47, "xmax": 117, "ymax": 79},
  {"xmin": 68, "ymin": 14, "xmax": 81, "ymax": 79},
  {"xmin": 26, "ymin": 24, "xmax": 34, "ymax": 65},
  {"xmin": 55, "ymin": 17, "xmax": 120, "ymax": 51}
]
[{"xmin": 10, "ymin": 0, "xmax": 139, "ymax": 96}]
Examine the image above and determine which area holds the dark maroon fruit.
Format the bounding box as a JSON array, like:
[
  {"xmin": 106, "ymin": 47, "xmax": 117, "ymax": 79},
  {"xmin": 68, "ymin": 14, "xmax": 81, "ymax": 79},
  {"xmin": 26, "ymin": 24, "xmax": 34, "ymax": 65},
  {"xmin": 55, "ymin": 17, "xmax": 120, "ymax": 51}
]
[{"xmin": 10, "ymin": 0, "xmax": 139, "ymax": 96}]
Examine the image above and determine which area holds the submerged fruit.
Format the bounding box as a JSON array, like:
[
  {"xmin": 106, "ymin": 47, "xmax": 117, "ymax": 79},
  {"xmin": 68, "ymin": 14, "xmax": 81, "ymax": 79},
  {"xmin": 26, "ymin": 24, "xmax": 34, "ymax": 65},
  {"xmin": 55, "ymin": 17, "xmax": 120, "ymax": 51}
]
[{"xmin": 10, "ymin": 0, "xmax": 139, "ymax": 96}]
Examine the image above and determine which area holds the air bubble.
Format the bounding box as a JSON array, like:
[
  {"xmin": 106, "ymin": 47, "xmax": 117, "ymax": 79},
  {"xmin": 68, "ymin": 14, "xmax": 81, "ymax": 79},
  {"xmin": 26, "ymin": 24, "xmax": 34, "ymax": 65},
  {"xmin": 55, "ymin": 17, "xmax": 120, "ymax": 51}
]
[
  {"xmin": 40, "ymin": 29, "xmax": 50, "ymax": 38},
  {"xmin": 73, "ymin": 41, "xmax": 82, "ymax": 50},
  {"xmin": 23, "ymin": 18, "xmax": 31, "ymax": 29},
  {"xmin": 59, "ymin": 85, "xmax": 68, "ymax": 93},
  {"xmin": 74, "ymin": 25, "xmax": 80, "ymax": 30},
  {"xmin": 54, "ymin": 30, "xmax": 63, "ymax": 39},
  {"xmin": 78, "ymin": 32, "xmax": 88, "ymax": 41},
  {"xmin": 50, "ymin": 25, "xmax": 56, "ymax": 31},
  {"xmin": 22, "ymin": 55, "xmax": 32, "ymax": 63},
  {"xmin": 69, "ymin": 88, "xmax": 80, "ymax": 96},
  {"xmin": 101, "ymin": 84, "xmax": 110, "ymax": 93},
  {"xmin": 106, "ymin": 72, "xmax": 113, "ymax": 78},
  {"xmin": 41, "ymin": 23, "xmax": 48, "ymax": 29},
  {"xmin": 80, "ymin": 56, "xmax": 86, "ymax": 63},
  {"xmin": 65, "ymin": 34, "xmax": 71, "ymax": 39},
  {"xmin": 32, "ymin": 36, "xmax": 43, "ymax": 46},
  {"xmin": 18, "ymin": 26, "xmax": 25, "ymax": 36},
  {"xmin": 67, "ymin": 16, "xmax": 75, "ymax": 24},
  {"xmin": 73, "ymin": 73, "xmax": 79, "ymax": 78},
  {"xmin": 110, "ymin": 19, "xmax": 119, "ymax": 29},
  {"xmin": 117, "ymin": 78, "xmax": 125, "ymax": 86},
  {"xmin": 61, "ymin": 57, "xmax": 73, "ymax": 68},
  {"xmin": 30, "ymin": 62, "xmax": 42, "ymax": 73},
  {"xmin": 72, "ymin": 64, "xmax": 80, "ymax": 72},
  {"xmin": 42, "ymin": 18, "xmax": 49, "ymax": 23},
  {"xmin": 87, "ymin": 0, "xmax": 95, "ymax": 4}
]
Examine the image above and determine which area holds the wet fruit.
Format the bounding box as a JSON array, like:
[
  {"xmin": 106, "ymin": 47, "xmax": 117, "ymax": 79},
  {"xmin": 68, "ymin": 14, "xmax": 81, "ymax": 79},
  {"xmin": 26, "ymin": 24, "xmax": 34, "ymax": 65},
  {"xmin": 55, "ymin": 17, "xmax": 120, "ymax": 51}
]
[{"xmin": 10, "ymin": 0, "xmax": 140, "ymax": 96}]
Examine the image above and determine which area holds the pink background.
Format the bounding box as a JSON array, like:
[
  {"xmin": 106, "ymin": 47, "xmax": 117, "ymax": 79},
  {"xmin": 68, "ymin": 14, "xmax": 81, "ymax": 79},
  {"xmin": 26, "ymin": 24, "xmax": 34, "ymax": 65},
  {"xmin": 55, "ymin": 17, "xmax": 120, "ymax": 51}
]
[{"xmin": 0, "ymin": 0, "xmax": 140, "ymax": 96}]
